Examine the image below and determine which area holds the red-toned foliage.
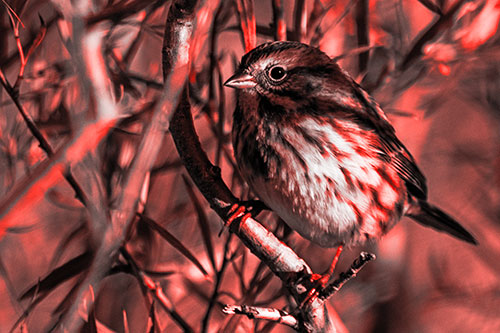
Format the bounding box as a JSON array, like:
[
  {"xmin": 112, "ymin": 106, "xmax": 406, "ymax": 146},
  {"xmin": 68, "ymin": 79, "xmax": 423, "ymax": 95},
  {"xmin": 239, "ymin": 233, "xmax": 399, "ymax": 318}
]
[{"xmin": 0, "ymin": 0, "xmax": 499, "ymax": 332}]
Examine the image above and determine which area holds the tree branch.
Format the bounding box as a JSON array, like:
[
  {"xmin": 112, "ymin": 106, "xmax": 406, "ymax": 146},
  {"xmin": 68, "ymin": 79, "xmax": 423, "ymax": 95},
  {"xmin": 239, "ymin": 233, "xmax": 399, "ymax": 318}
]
[
  {"xmin": 165, "ymin": 1, "xmax": 338, "ymax": 332},
  {"xmin": 319, "ymin": 252, "xmax": 376, "ymax": 301},
  {"xmin": 166, "ymin": 1, "xmax": 376, "ymax": 331},
  {"xmin": 222, "ymin": 304, "xmax": 298, "ymax": 330}
]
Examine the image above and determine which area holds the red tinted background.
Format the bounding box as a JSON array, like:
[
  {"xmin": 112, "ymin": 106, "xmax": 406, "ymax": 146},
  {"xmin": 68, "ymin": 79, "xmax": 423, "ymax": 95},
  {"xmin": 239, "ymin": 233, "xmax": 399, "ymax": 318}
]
[{"xmin": 0, "ymin": 0, "xmax": 499, "ymax": 332}]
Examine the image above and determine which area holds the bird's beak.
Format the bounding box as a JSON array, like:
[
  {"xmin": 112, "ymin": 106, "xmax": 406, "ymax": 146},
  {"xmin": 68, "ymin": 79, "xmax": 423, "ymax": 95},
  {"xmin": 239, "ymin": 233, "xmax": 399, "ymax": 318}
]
[{"xmin": 224, "ymin": 72, "xmax": 257, "ymax": 89}]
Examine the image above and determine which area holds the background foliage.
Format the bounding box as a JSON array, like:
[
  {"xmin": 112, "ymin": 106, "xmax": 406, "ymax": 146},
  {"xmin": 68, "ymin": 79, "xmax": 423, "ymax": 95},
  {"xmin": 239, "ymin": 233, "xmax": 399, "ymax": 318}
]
[{"xmin": 0, "ymin": 0, "xmax": 499, "ymax": 331}]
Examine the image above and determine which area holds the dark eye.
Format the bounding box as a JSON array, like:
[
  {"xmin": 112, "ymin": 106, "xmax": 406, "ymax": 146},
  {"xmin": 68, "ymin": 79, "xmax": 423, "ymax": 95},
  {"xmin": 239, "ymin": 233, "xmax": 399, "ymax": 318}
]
[{"xmin": 268, "ymin": 66, "xmax": 286, "ymax": 82}]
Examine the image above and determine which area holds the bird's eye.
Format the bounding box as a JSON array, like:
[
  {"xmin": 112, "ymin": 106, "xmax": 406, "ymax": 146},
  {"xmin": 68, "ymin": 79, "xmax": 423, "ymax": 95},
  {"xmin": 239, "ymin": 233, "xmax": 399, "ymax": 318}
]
[{"xmin": 268, "ymin": 66, "xmax": 287, "ymax": 82}]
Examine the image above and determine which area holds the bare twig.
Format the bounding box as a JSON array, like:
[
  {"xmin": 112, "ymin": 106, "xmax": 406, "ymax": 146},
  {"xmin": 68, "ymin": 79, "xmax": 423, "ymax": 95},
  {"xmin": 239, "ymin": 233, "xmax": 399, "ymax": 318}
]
[
  {"xmin": 0, "ymin": 120, "xmax": 104, "ymax": 238},
  {"xmin": 355, "ymin": 0, "xmax": 369, "ymax": 73},
  {"xmin": 319, "ymin": 252, "xmax": 376, "ymax": 301},
  {"xmin": 0, "ymin": 69, "xmax": 54, "ymax": 155},
  {"xmin": 0, "ymin": 33, "xmax": 89, "ymax": 208},
  {"xmin": 7, "ymin": 15, "xmax": 25, "ymax": 90},
  {"xmin": 201, "ymin": 234, "xmax": 233, "ymax": 333},
  {"xmin": 0, "ymin": 13, "xmax": 59, "ymax": 71},
  {"xmin": 313, "ymin": 0, "xmax": 360, "ymax": 46},
  {"xmin": 222, "ymin": 305, "xmax": 299, "ymax": 330},
  {"xmin": 1, "ymin": 0, "xmax": 24, "ymax": 27},
  {"xmin": 305, "ymin": 0, "xmax": 328, "ymax": 44},
  {"xmin": 400, "ymin": 0, "xmax": 466, "ymax": 70}
]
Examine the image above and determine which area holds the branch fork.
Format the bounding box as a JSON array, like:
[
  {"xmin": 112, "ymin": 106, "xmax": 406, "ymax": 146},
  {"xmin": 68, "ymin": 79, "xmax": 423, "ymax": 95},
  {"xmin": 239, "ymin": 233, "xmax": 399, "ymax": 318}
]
[{"xmin": 223, "ymin": 251, "xmax": 376, "ymax": 329}]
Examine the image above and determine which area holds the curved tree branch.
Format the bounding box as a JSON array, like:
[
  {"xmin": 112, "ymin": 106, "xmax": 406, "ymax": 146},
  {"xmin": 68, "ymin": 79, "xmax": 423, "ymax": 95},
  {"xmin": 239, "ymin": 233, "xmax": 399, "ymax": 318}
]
[{"xmin": 165, "ymin": 0, "xmax": 339, "ymax": 331}]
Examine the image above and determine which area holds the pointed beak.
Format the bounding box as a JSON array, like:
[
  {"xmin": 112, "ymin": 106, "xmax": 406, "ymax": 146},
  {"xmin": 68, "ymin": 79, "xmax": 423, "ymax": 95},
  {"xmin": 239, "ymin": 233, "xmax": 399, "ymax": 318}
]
[{"xmin": 224, "ymin": 72, "xmax": 257, "ymax": 89}]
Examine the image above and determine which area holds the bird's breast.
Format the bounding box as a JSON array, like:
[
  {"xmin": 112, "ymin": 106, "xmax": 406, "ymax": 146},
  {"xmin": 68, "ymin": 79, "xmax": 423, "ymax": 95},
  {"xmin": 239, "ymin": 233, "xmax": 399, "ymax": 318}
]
[{"xmin": 234, "ymin": 114, "xmax": 406, "ymax": 247}]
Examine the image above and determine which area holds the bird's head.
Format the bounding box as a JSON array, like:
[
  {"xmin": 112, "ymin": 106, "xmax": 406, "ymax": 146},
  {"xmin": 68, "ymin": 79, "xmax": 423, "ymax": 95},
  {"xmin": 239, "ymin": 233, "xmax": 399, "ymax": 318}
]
[{"xmin": 224, "ymin": 41, "xmax": 345, "ymax": 107}]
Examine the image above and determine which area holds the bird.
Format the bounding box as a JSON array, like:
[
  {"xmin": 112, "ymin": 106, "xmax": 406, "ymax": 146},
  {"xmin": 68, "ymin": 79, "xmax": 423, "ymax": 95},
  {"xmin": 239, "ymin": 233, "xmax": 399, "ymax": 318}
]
[{"xmin": 224, "ymin": 41, "xmax": 477, "ymax": 255}]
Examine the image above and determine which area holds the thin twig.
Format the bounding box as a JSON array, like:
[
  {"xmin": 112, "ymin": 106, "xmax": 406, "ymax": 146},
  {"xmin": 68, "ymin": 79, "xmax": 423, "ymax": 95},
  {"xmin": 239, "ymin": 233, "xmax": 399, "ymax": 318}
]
[
  {"xmin": 355, "ymin": 0, "xmax": 369, "ymax": 73},
  {"xmin": 222, "ymin": 305, "xmax": 298, "ymax": 330},
  {"xmin": 305, "ymin": 0, "xmax": 327, "ymax": 44},
  {"xmin": 0, "ymin": 13, "xmax": 59, "ymax": 71},
  {"xmin": 0, "ymin": 69, "xmax": 89, "ymax": 206},
  {"xmin": 312, "ymin": 0, "xmax": 360, "ymax": 46},
  {"xmin": 9, "ymin": 18, "xmax": 25, "ymax": 90},
  {"xmin": 0, "ymin": 69, "xmax": 53, "ymax": 155},
  {"xmin": 1, "ymin": 0, "xmax": 24, "ymax": 27},
  {"xmin": 319, "ymin": 252, "xmax": 376, "ymax": 301},
  {"xmin": 399, "ymin": 0, "xmax": 467, "ymax": 70},
  {"xmin": 201, "ymin": 233, "xmax": 233, "ymax": 333}
]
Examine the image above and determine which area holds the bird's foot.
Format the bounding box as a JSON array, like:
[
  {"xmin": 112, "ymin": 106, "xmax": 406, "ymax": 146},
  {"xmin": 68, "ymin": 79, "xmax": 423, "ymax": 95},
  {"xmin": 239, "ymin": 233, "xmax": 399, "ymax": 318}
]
[
  {"xmin": 222, "ymin": 200, "xmax": 268, "ymax": 233},
  {"xmin": 300, "ymin": 245, "xmax": 344, "ymax": 307},
  {"xmin": 299, "ymin": 273, "xmax": 331, "ymax": 307}
]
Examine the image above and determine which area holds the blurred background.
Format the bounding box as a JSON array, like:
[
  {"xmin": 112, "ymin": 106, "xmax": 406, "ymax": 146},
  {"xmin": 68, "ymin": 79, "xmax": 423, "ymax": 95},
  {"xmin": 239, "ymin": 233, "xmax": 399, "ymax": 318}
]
[{"xmin": 0, "ymin": 0, "xmax": 499, "ymax": 332}]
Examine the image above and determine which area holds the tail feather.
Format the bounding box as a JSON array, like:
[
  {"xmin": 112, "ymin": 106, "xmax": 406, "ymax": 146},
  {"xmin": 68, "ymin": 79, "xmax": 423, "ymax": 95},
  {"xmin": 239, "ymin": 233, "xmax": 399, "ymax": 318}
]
[{"xmin": 408, "ymin": 201, "xmax": 478, "ymax": 245}]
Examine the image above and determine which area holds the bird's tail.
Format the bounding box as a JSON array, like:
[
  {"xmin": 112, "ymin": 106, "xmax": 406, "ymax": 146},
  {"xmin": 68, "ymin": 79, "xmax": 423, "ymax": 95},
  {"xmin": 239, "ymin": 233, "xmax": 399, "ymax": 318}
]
[{"xmin": 408, "ymin": 201, "xmax": 478, "ymax": 245}]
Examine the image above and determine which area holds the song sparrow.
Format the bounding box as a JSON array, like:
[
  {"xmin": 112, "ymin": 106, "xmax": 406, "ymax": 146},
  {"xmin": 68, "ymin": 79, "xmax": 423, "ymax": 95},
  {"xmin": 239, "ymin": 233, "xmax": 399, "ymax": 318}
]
[{"xmin": 225, "ymin": 41, "xmax": 477, "ymax": 248}]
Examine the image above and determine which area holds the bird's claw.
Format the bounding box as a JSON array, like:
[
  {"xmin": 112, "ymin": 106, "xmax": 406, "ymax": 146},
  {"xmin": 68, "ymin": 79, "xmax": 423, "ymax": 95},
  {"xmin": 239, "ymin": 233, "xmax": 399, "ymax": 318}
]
[
  {"xmin": 300, "ymin": 245, "xmax": 343, "ymax": 307},
  {"xmin": 220, "ymin": 200, "xmax": 268, "ymax": 235},
  {"xmin": 300, "ymin": 273, "xmax": 332, "ymax": 307},
  {"xmin": 226, "ymin": 203, "xmax": 253, "ymax": 227}
]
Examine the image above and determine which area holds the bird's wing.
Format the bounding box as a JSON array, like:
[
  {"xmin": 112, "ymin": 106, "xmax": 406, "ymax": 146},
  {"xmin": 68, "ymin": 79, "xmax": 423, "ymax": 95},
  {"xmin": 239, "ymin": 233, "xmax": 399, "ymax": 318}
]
[{"xmin": 349, "ymin": 82, "xmax": 428, "ymax": 200}]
